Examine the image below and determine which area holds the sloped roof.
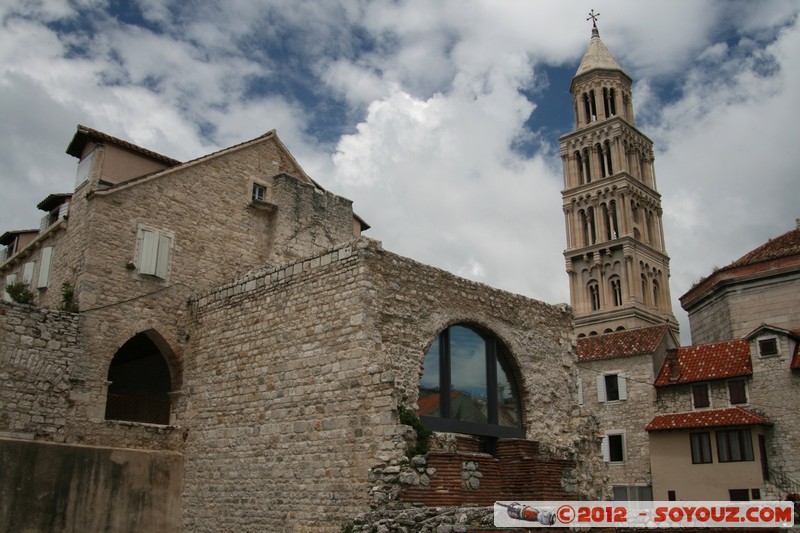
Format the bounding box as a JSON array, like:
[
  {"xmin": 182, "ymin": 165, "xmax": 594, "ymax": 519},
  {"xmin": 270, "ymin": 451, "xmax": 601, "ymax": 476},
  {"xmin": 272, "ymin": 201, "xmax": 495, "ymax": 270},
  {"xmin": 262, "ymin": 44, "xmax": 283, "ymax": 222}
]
[
  {"xmin": 727, "ymin": 223, "xmax": 800, "ymax": 270},
  {"xmin": 37, "ymin": 193, "xmax": 72, "ymax": 212},
  {"xmin": 654, "ymin": 339, "xmax": 752, "ymax": 386},
  {"xmin": 646, "ymin": 407, "xmax": 773, "ymax": 431},
  {"xmin": 574, "ymin": 27, "xmax": 627, "ymax": 78},
  {"xmin": 681, "ymin": 222, "xmax": 800, "ymax": 305},
  {"xmin": 67, "ymin": 124, "xmax": 181, "ymax": 166},
  {"xmin": 0, "ymin": 229, "xmax": 40, "ymax": 246},
  {"xmin": 576, "ymin": 324, "xmax": 670, "ymax": 362}
]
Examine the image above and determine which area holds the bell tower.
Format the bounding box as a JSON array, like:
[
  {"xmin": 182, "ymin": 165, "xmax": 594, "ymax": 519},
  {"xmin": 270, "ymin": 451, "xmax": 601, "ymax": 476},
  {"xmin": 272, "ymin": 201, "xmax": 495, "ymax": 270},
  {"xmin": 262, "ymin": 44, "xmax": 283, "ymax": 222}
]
[{"xmin": 560, "ymin": 12, "xmax": 678, "ymax": 337}]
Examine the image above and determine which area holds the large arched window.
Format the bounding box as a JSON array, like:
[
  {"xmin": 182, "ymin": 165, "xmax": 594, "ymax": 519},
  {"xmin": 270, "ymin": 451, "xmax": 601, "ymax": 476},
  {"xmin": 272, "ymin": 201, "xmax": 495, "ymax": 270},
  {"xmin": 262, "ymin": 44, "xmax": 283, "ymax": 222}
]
[
  {"xmin": 418, "ymin": 324, "xmax": 523, "ymax": 439},
  {"xmin": 105, "ymin": 332, "xmax": 173, "ymax": 425}
]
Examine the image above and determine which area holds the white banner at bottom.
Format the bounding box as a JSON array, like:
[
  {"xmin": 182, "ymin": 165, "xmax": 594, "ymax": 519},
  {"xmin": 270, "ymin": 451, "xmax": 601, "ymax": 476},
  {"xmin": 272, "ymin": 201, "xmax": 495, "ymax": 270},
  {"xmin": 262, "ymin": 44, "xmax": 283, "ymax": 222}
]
[{"xmin": 494, "ymin": 501, "xmax": 795, "ymax": 528}]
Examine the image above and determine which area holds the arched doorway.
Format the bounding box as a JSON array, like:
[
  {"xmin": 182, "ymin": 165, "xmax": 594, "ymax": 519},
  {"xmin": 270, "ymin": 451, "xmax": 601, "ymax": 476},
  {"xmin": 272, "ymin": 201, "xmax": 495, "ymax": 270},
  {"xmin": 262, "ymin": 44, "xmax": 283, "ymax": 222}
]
[{"xmin": 104, "ymin": 331, "xmax": 173, "ymax": 425}]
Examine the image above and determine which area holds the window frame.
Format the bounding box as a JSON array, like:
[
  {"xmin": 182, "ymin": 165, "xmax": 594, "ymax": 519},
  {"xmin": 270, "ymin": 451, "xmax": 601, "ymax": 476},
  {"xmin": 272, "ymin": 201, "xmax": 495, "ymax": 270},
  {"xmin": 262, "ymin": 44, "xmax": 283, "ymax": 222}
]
[
  {"xmin": 716, "ymin": 429, "xmax": 754, "ymax": 463},
  {"xmin": 418, "ymin": 325, "xmax": 524, "ymax": 439},
  {"xmin": 757, "ymin": 337, "xmax": 779, "ymax": 357},
  {"xmin": 727, "ymin": 378, "xmax": 748, "ymax": 406},
  {"xmin": 597, "ymin": 372, "xmax": 627, "ymax": 403},
  {"xmin": 690, "ymin": 432, "xmax": 713, "ymax": 464},
  {"xmin": 691, "ymin": 382, "xmax": 711, "ymax": 410},
  {"xmin": 251, "ymin": 182, "xmax": 267, "ymax": 203},
  {"xmin": 603, "ymin": 431, "xmax": 626, "ymax": 464}
]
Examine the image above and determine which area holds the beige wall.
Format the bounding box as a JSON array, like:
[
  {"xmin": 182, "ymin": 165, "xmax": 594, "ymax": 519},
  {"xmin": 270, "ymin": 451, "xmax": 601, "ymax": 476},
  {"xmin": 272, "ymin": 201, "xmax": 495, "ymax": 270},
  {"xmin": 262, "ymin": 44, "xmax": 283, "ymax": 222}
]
[{"xmin": 650, "ymin": 427, "xmax": 767, "ymax": 501}]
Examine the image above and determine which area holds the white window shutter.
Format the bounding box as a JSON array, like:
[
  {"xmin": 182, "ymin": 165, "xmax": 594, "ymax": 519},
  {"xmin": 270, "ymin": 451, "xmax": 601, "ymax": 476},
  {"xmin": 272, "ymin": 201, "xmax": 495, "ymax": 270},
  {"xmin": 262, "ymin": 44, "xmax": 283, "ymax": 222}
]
[
  {"xmin": 22, "ymin": 261, "xmax": 36, "ymax": 284},
  {"xmin": 155, "ymin": 233, "xmax": 171, "ymax": 279},
  {"xmin": 601, "ymin": 435, "xmax": 610, "ymax": 462},
  {"xmin": 596, "ymin": 374, "xmax": 606, "ymax": 403},
  {"xmin": 37, "ymin": 247, "xmax": 53, "ymax": 288},
  {"xmin": 4, "ymin": 274, "xmax": 17, "ymax": 302},
  {"xmin": 139, "ymin": 230, "xmax": 159, "ymax": 275},
  {"xmin": 577, "ymin": 378, "xmax": 584, "ymax": 405},
  {"xmin": 618, "ymin": 372, "xmax": 627, "ymax": 400}
]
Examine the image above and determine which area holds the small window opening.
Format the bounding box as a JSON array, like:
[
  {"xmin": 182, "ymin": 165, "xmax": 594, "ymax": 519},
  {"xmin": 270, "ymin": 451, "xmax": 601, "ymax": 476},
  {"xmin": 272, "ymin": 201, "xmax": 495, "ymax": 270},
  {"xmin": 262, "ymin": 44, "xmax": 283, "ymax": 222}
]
[
  {"xmin": 252, "ymin": 183, "xmax": 267, "ymax": 203},
  {"xmin": 758, "ymin": 338, "xmax": 778, "ymax": 356}
]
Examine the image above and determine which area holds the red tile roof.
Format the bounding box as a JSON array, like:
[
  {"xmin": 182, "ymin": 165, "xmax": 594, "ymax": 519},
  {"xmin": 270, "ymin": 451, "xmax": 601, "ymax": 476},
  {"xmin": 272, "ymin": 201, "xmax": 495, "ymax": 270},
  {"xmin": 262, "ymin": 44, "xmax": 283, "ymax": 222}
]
[
  {"xmin": 681, "ymin": 222, "xmax": 800, "ymax": 305},
  {"xmin": 576, "ymin": 324, "xmax": 670, "ymax": 362},
  {"xmin": 654, "ymin": 339, "xmax": 752, "ymax": 386},
  {"xmin": 727, "ymin": 224, "xmax": 800, "ymax": 269},
  {"xmin": 646, "ymin": 407, "xmax": 773, "ymax": 431}
]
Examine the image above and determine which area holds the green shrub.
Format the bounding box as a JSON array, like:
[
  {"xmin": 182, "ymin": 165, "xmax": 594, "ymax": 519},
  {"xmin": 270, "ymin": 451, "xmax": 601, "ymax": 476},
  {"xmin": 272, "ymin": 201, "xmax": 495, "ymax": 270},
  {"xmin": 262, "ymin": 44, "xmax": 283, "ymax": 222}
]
[
  {"xmin": 5, "ymin": 281, "xmax": 33, "ymax": 304},
  {"xmin": 397, "ymin": 404, "xmax": 432, "ymax": 458},
  {"xmin": 60, "ymin": 282, "xmax": 78, "ymax": 312}
]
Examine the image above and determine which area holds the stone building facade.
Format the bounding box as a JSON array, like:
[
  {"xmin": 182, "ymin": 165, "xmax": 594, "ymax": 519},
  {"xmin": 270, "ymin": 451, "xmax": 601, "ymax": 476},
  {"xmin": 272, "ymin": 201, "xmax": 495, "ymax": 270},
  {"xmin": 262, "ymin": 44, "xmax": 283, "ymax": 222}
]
[
  {"xmin": 575, "ymin": 324, "xmax": 678, "ymax": 501},
  {"xmin": 1, "ymin": 124, "xmax": 605, "ymax": 532},
  {"xmin": 680, "ymin": 220, "xmax": 800, "ymax": 345}
]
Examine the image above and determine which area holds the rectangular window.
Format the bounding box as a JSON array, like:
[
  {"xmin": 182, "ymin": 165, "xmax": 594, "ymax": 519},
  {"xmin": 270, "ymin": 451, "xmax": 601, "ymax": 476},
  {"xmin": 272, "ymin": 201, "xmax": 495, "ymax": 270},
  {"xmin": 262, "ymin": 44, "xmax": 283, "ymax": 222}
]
[
  {"xmin": 758, "ymin": 338, "xmax": 778, "ymax": 356},
  {"xmin": 690, "ymin": 432, "xmax": 712, "ymax": 464},
  {"xmin": 137, "ymin": 228, "xmax": 173, "ymax": 280},
  {"xmin": 613, "ymin": 485, "xmax": 653, "ymax": 501},
  {"xmin": 751, "ymin": 488, "xmax": 761, "ymax": 500},
  {"xmin": 717, "ymin": 429, "xmax": 754, "ymax": 462},
  {"xmin": 37, "ymin": 247, "xmax": 54, "ymax": 289},
  {"xmin": 728, "ymin": 379, "xmax": 748, "ymax": 405},
  {"xmin": 668, "ymin": 490, "xmax": 676, "ymax": 501},
  {"xmin": 252, "ymin": 183, "xmax": 267, "ymax": 203},
  {"xmin": 602, "ymin": 432, "xmax": 625, "ymax": 463},
  {"xmin": 692, "ymin": 383, "xmax": 710, "ymax": 409},
  {"xmin": 597, "ymin": 372, "xmax": 627, "ymax": 402},
  {"xmin": 729, "ymin": 489, "xmax": 750, "ymax": 501}
]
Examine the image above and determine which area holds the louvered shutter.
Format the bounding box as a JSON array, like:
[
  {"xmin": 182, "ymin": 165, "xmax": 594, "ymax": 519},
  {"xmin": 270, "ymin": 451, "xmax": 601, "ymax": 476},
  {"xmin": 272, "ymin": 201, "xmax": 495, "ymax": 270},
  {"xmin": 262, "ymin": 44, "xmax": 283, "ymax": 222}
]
[
  {"xmin": 37, "ymin": 247, "xmax": 53, "ymax": 288},
  {"xmin": 155, "ymin": 233, "xmax": 171, "ymax": 279},
  {"xmin": 577, "ymin": 378, "xmax": 584, "ymax": 405},
  {"xmin": 596, "ymin": 374, "xmax": 606, "ymax": 403},
  {"xmin": 618, "ymin": 372, "xmax": 627, "ymax": 400},
  {"xmin": 22, "ymin": 261, "xmax": 36, "ymax": 284},
  {"xmin": 601, "ymin": 435, "xmax": 610, "ymax": 462},
  {"xmin": 139, "ymin": 230, "xmax": 159, "ymax": 275}
]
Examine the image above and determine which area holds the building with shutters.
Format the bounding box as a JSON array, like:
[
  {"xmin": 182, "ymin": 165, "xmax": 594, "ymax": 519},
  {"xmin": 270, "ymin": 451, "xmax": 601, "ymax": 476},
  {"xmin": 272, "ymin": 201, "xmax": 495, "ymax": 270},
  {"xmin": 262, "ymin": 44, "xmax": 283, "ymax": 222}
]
[
  {"xmin": 562, "ymin": 21, "xmax": 800, "ymax": 505},
  {"xmin": 0, "ymin": 123, "xmax": 606, "ymax": 532}
]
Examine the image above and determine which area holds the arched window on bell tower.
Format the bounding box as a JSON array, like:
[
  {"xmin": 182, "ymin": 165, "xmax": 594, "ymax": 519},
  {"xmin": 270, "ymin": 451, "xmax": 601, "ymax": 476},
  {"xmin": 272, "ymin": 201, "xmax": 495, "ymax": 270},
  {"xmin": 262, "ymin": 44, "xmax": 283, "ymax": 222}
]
[
  {"xmin": 588, "ymin": 281, "xmax": 601, "ymax": 311},
  {"xmin": 575, "ymin": 151, "xmax": 585, "ymax": 185},
  {"xmin": 610, "ymin": 277, "xmax": 623, "ymax": 307}
]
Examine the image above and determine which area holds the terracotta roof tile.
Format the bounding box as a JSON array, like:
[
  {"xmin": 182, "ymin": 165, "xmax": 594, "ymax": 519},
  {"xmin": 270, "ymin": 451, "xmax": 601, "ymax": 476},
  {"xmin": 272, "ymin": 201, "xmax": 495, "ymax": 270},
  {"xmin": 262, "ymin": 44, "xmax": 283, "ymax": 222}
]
[
  {"xmin": 728, "ymin": 224, "xmax": 800, "ymax": 269},
  {"xmin": 646, "ymin": 407, "xmax": 773, "ymax": 431},
  {"xmin": 576, "ymin": 324, "xmax": 670, "ymax": 362},
  {"xmin": 654, "ymin": 339, "xmax": 751, "ymax": 386}
]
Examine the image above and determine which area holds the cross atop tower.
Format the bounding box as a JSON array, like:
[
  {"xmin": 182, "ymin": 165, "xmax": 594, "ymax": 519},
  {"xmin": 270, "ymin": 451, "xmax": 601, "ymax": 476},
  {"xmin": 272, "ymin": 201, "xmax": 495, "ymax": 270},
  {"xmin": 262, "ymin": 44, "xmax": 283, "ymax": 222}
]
[{"xmin": 587, "ymin": 10, "xmax": 600, "ymax": 29}]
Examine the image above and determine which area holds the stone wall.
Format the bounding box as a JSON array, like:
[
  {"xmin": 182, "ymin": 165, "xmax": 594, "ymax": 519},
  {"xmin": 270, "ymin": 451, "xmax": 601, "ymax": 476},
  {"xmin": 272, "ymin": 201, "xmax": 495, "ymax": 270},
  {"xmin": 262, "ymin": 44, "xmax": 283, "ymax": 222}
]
[
  {"xmin": 0, "ymin": 438, "xmax": 183, "ymax": 533},
  {"xmin": 0, "ymin": 302, "xmax": 79, "ymax": 441},
  {"xmin": 686, "ymin": 270, "xmax": 800, "ymax": 345},
  {"xmin": 578, "ymin": 354, "xmax": 657, "ymax": 490},
  {"xmin": 181, "ymin": 238, "xmax": 606, "ymax": 531},
  {"xmin": 183, "ymin": 239, "xmax": 398, "ymax": 532}
]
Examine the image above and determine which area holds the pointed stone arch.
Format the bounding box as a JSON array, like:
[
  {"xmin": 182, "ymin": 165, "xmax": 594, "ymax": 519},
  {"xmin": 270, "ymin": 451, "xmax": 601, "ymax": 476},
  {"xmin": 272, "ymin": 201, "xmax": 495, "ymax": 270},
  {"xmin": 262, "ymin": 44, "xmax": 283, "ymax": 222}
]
[{"xmin": 104, "ymin": 329, "xmax": 181, "ymax": 425}]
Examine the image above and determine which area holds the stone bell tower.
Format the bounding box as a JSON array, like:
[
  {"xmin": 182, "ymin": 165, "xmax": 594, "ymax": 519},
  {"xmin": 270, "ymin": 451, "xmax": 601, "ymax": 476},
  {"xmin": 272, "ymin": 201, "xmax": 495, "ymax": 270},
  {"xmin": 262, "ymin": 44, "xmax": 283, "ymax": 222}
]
[{"xmin": 560, "ymin": 13, "xmax": 678, "ymax": 337}]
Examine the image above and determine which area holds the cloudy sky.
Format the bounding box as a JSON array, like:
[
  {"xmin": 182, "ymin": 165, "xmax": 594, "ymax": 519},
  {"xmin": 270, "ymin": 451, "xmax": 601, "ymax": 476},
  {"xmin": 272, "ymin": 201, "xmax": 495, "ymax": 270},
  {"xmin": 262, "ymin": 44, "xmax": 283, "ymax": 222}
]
[{"xmin": 2, "ymin": 0, "xmax": 799, "ymax": 343}]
